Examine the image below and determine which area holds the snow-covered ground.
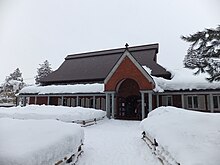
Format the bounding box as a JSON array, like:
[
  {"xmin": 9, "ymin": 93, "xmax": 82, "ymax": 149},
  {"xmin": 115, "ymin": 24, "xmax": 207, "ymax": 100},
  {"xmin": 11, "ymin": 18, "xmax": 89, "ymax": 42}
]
[
  {"xmin": 78, "ymin": 119, "xmax": 161, "ymax": 165},
  {"xmin": 1, "ymin": 105, "xmax": 219, "ymax": 165},
  {"xmin": 141, "ymin": 106, "xmax": 220, "ymax": 165},
  {"xmin": 0, "ymin": 105, "xmax": 106, "ymax": 123},
  {"xmin": 0, "ymin": 118, "xmax": 84, "ymax": 165}
]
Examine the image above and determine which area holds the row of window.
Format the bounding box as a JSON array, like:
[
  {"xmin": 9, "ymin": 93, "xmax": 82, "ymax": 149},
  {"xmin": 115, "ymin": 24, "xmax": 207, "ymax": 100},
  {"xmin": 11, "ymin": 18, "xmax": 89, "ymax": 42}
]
[
  {"xmin": 58, "ymin": 97, "xmax": 106, "ymax": 110},
  {"xmin": 162, "ymin": 95, "xmax": 220, "ymax": 111}
]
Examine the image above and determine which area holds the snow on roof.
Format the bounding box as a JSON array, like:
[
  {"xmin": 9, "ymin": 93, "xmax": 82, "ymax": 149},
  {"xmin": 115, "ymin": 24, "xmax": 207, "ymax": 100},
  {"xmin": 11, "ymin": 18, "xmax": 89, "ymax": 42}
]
[
  {"xmin": 19, "ymin": 83, "xmax": 104, "ymax": 94},
  {"xmin": 20, "ymin": 67, "xmax": 220, "ymax": 94},
  {"xmin": 143, "ymin": 66, "xmax": 220, "ymax": 92}
]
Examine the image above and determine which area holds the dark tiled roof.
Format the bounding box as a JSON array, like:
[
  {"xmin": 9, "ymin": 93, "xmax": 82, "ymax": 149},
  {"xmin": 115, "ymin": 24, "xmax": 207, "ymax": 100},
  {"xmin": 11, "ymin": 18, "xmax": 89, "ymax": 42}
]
[{"xmin": 40, "ymin": 44, "xmax": 171, "ymax": 85}]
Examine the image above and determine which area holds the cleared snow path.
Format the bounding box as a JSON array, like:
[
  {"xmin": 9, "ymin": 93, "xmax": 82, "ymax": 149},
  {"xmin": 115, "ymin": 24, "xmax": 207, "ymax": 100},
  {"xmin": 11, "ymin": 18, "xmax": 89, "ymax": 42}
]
[{"xmin": 78, "ymin": 119, "xmax": 161, "ymax": 165}]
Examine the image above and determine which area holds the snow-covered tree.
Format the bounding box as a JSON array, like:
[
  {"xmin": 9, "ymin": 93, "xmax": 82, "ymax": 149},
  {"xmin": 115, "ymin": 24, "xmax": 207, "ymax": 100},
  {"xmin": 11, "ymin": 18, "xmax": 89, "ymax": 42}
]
[
  {"xmin": 35, "ymin": 60, "xmax": 53, "ymax": 84},
  {"xmin": 4, "ymin": 68, "xmax": 24, "ymax": 93},
  {"xmin": 181, "ymin": 25, "xmax": 220, "ymax": 82},
  {"xmin": 0, "ymin": 68, "xmax": 25, "ymax": 104},
  {"xmin": 5, "ymin": 68, "xmax": 23, "ymax": 82}
]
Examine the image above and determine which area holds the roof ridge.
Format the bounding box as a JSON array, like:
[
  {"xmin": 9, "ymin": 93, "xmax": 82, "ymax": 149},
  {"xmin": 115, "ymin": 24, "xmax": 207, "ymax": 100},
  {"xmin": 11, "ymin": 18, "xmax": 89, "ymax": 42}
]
[{"xmin": 65, "ymin": 43, "xmax": 158, "ymax": 60}]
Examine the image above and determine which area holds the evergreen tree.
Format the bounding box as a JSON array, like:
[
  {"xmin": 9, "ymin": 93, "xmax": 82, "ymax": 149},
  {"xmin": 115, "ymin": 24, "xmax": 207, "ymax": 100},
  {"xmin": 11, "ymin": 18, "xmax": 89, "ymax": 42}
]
[
  {"xmin": 181, "ymin": 25, "xmax": 220, "ymax": 82},
  {"xmin": 35, "ymin": 60, "xmax": 53, "ymax": 84},
  {"xmin": 5, "ymin": 68, "xmax": 23, "ymax": 82},
  {"xmin": 0, "ymin": 68, "xmax": 25, "ymax": 104}
]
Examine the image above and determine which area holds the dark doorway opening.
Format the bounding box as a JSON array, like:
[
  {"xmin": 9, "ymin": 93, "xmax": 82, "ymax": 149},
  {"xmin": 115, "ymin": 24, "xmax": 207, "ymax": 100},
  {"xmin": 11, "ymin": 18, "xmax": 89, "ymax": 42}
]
[{"xmin": 116, "ymin": 79, "xmax": 141, "ymax": 120}]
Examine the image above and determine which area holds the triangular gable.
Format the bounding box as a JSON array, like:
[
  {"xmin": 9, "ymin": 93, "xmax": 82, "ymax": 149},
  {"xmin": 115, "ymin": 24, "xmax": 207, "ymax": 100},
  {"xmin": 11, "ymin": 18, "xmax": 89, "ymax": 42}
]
[{"xmin": 104, "ymin": 49, "xmax": 155, "ymax": 86}]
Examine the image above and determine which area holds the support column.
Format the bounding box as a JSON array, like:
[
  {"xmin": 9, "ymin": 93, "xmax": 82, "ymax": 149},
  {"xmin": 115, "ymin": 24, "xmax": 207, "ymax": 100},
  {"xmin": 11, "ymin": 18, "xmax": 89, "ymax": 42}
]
[
  {"xmin": 209, "ymin": 93, "xmax": 214, "ymax": 113},
  {"xmin": 61, "ymin": 96, "xmax": 64, "ymax": 106},
  {"xmin": 141, "ymin": 92, "xmax": 145, "ymax": 120},
  {"xmin": 148, "ymin": 92, "xmax": 152, "ymax": 112},
  {"xmin": 16, "ymin": 96, "xmax": 19, "ymax": 106},
  {"xmin": 93, "ymin": 96, "xmax": 96, "ymax": 108},
  {"xmin": 47, "ymin": 96, "xmax": 50, "ymax": 105},
  {"xmin": 181, "ymin": 94, "xmax": 185, "ymax": 108},
  {"xmin": 156, "ymin": 95, "xmax": 159, "ymax": 107},
  {"xmin": 23, "ymin": 96, "xmax": 26, "ymax": 106},
  {"xmin": 76, "ymin": 96, "xmax": 79, "ymax": 106},
  {"xmin": 111, "ymin": 93, "xmax": 115, "ymax": 119},
  {"xmin": 106, "ymin": 93, "xmax": 110, "ymax": 118},
  {"xmin": 35, "ymin": 96, "xmax": 37, "ymax": 105}
]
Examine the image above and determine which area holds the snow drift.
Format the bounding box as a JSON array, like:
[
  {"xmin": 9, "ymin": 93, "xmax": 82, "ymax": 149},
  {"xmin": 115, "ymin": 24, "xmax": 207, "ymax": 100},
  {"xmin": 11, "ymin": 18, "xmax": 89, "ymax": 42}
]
[
  {"xmin": 0, "ymin": 118, "xmax": 84, "ymax": 165},
  {"xmin": 141, "ymin": 106, "xmax": 220, "ymax": 165},
  {"xmin": 0, "ymin": 105, "xmax": 106, "ymax": 123}
]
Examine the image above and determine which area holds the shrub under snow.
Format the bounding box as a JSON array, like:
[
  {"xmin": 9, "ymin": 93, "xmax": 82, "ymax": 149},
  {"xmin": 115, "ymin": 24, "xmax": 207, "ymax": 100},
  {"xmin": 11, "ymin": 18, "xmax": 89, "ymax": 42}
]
[
  {"xmin": 141, "ymin": 106, "xmax": 220, "ymax": 165},
  {"xmin": 0, "ymin": 118, "xmax": 84, "ymax": 165},
  {"xmin": 0, "ymin": 105, "xmax": 106, "ymax": 123}
]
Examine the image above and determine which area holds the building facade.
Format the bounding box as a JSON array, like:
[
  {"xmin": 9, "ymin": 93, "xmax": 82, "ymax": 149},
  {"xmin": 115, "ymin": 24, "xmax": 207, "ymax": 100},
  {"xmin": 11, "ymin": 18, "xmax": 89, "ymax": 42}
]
[{"xmin": 19, "ymin": 44, "xmax": 220, "ymax": 120}]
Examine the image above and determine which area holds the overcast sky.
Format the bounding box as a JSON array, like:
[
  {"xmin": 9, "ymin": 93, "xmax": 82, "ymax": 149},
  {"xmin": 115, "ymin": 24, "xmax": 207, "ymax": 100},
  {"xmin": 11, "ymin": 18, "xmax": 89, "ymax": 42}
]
[{"xmin": 0, "ymin": 0, "xmax": 219, "ymax": 84}]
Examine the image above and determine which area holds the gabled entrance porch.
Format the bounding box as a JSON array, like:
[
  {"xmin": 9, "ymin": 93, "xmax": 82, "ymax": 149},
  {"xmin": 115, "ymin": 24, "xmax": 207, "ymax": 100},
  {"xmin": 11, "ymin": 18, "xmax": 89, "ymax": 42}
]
[{"xmin": 104, "ymin": 49, "xmax": 155, "ymax": 120}]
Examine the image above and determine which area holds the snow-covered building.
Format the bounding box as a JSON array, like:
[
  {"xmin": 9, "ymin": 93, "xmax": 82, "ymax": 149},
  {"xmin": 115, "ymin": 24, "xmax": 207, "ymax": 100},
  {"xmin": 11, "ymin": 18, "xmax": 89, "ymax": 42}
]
[{"xmin": 19, "ymin": 43, "xmax": 220, "ymax": 120}]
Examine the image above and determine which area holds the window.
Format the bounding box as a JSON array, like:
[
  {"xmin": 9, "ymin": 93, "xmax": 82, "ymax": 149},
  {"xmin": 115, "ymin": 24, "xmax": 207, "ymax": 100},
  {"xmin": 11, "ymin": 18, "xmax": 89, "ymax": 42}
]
[
  {"xmin": 63, "ymin": 98, "xmax": 67, "ymax": 106},
  {"xmin": 187, "ymin": 96, "xmax": 198, "ymax": 109},
  {"xmin": 167, "ymin": 96, "xmax": 173, "ymax": 106},
  {"xmin": 58, "ymin": 97, "xmax": 62, "ymax": 105},
  {"xmin": 96, "ymin": 98, "xmax": 101, "ymax": 109},
  {"xmin": 71, "ymin": 98, "xmax": 76, "ymax": 107},
  {"xmin": 213, "ymin": 95, "xmax": 220, "ymax": 109},
  {"xmin": 162, "ymin": 96, "xmax": 173, "ymax": 106},
  {"xmin": 89, "ymin": 98, "xmax": 94, "ymax": 108}
]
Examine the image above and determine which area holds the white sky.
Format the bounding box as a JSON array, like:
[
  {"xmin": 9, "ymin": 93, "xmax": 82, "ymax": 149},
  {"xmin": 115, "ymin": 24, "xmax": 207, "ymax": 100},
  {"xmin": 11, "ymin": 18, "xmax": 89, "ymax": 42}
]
[{"xmin": 0, "ymin": 0, "xmax": 219, "ymax": 84}]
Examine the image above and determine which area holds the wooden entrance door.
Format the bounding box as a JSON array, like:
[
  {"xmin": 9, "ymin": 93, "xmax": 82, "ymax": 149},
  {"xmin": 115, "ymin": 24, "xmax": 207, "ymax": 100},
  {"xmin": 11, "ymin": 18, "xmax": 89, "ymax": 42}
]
[{"xmin": 117, "ymin": 79, "xmax": 141, "ymax": 120}]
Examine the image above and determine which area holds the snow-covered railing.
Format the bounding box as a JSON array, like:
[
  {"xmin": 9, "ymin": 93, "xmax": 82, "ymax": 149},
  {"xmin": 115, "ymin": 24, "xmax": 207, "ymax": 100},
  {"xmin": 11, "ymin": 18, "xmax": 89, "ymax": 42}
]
[
  {"xmin": 0, "ymin": 105, "xmax": 107, "ymax": 127},
  {"xmin": 141, "ymin": 106, "xmax": 220, "ymax": 165},
  {"xmin": 0, "ymin": 118, "xmax": 84, "ymax": 165},
  {"xmin": 0, "ymin": 103, "xmax": 15, "ymax": 107},
  {"xmin": 71, "ymin": 115, "xmax": 105, "ymax": 127},
  {"xmin": 142, "ymin": 131, "xmax": 180, "ymax": 165},
  {"xmin": 54, "ymin": 144, "xmax": 83, "ymax": 165}
]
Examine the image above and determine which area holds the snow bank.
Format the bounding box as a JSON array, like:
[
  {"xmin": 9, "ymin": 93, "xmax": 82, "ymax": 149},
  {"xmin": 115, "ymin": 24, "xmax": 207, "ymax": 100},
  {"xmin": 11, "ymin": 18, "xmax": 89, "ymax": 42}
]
[
  {"xmin": 140, "ymin": 106, "xmax": 220, "ymax": 165},
  {"xmin": 19, "ymin": 83, "xmax": 104, "ymax": 94},
  {"xmin": 0, "ymin": 118, "xmax": 84, "ymax": 165},
  {"xmin": 0, "ymin": 105, "xmax": 106, "ymax": 123},
  {"xmin": 0, "ymin": 103, "xmax": 15, "ymax": 107}
]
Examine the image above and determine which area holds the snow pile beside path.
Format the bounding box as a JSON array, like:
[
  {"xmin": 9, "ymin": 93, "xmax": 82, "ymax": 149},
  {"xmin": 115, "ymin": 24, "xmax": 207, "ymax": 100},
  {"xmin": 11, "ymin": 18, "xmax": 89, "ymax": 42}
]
[
  {"xmin": 141, "ymin": 106, "xmax": 220, "ymax": 165},
  {"xmin": 0, "ymin": 118, "xmax": 84, "ymax": 165},
  {"xmin": 19, "ymin": 83, "xmax": 104, "ymax": 94},
  {"xmin": 0, "ymin": 105, "xmax": 106, "ymax": 122}
]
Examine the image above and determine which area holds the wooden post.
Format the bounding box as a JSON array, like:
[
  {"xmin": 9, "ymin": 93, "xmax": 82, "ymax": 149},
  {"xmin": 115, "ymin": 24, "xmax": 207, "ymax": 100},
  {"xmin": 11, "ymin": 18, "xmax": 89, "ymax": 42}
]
[
  {"xmin": 47, "ymin": 96, "xmax": 50, "ymax": 105},
  {"xmin": 93, "ymin": 96, "xmax": 96, "ymax": 108},
  {"xmin": 106, "ymin": 93, "xmax": 110, "ymax": 118},
  {"xmin": 209, "ymin": 93, "xmax": 214, "ymax": 113},
  {"xmin": 156, "ymin": 95, "xmax": 159, "ymax": 107},
  {"xmin": 23, "ymin": 96, "xmax": 26, "ymax": 106},
  {"xmin": 35, "ymin": 96, "xmax": 37, "ymax": 105},
  {"xmin": 111, "ymin": 93, "xmax": 115, "ymax": 119},
  {"xmin": 61, "ymin": 96, "xmax": 64, "ymax": 106},
  {"xmin": 148, "ymin": 92, "xmax": 152, "ymax": 112},
  {"xmin": 141, "ymin": 92, "xmax": 145, "ymax": 119},
  {"xmin": 76, "ymin": 96, "xmax": 79, "ymax": 106},
  {"xmin": 181, "ymin": 94, "xmax": 185, "ymax": 108}
]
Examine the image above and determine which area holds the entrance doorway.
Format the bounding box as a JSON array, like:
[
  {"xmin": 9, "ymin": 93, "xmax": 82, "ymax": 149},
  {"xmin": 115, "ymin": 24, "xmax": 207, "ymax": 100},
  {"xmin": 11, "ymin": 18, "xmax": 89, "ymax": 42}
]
[{"xmin": 117, "ymin": 79, "xmax": 141, "ymax": 120}]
